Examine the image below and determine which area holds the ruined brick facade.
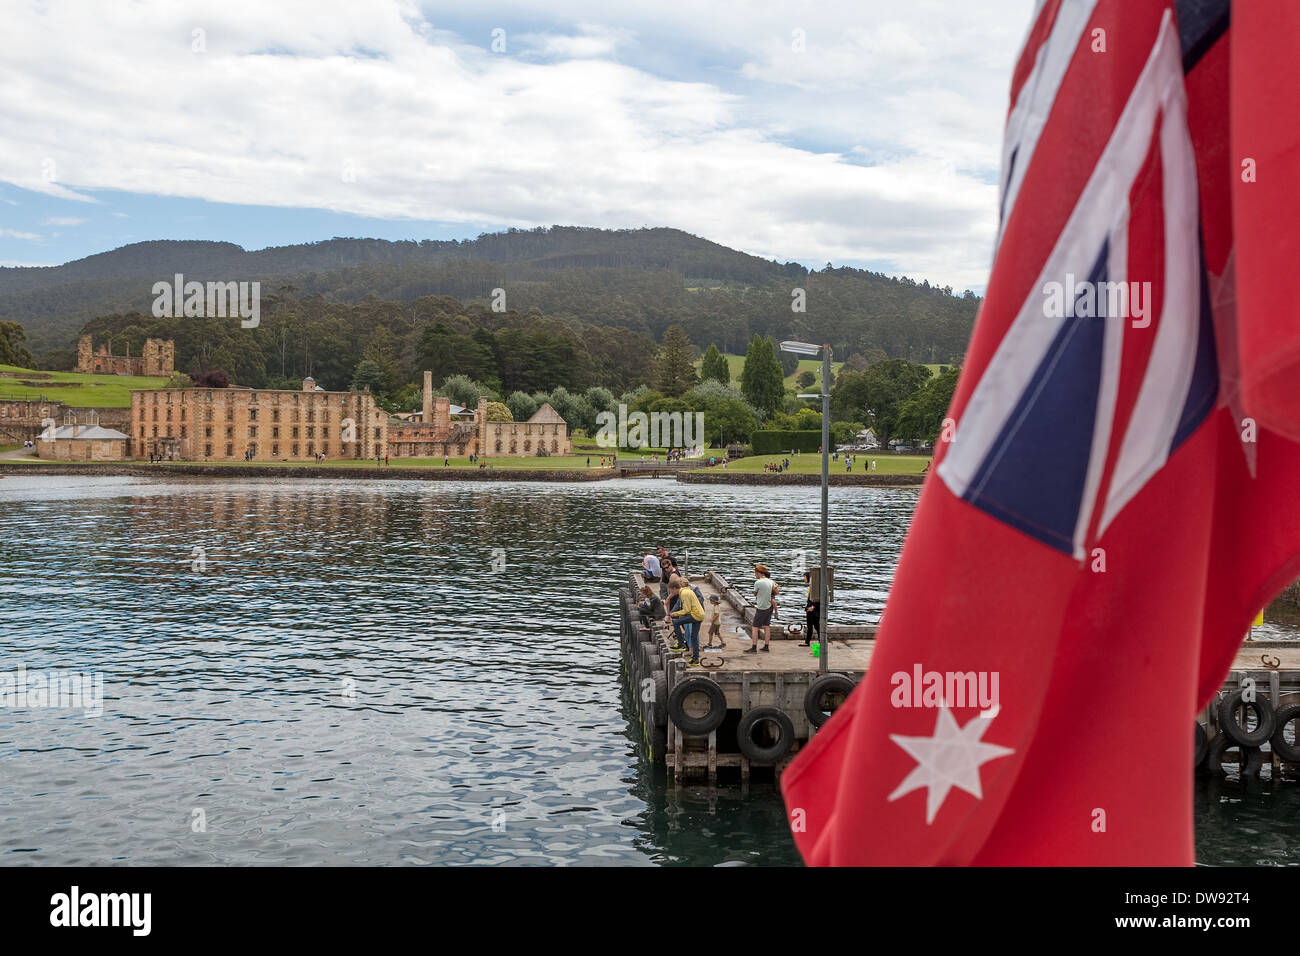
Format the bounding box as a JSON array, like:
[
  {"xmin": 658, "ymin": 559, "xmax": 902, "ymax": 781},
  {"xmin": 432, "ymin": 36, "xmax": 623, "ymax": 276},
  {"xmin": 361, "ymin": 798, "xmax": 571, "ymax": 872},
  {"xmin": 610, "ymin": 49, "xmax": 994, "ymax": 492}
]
[
  {"xmin": 386, "ymin": 371, "xmax": 570, "ymax": 459},
  {"xmin": 0, "ymin": 400, "xmax": 131, "ymax": 444},
  {"xmin": 483, "ymin": 401, "xmax": 569, "ymax": 457},
  {"xmin": 77, "ymin": 335, "xmax": 175, "ymax": 377}
]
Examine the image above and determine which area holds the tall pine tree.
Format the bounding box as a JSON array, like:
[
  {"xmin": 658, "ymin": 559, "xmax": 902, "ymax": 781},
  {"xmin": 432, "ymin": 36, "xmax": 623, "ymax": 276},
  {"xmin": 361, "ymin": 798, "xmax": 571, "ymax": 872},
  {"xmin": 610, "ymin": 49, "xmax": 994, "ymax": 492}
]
[
  {"xmin": 655, "ymin": 324, "xmax": 697, "ymax": 396},
  {"xmin": 700, "ymin": 343, "xmax": 730, "ymax": 384},
  {"xmin": 740, "ymin": 334, "xmax": 784, "ymax": 415}
]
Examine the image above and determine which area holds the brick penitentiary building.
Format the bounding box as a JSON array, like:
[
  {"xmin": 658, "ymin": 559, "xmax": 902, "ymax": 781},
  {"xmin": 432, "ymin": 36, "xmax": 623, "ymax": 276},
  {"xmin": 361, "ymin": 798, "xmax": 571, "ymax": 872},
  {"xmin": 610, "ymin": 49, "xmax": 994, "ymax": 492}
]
[{"xmin": 130, "ymin": 377, "xmax": 387, "ymax": 461}]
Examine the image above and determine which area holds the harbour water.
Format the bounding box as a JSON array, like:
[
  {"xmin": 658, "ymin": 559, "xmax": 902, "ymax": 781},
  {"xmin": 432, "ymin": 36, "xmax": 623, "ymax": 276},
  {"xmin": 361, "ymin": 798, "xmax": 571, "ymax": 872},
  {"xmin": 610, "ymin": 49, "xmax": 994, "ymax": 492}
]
[{"xmin": 0, "ymin": 475, "xmax": 1295, "ymax": 865}]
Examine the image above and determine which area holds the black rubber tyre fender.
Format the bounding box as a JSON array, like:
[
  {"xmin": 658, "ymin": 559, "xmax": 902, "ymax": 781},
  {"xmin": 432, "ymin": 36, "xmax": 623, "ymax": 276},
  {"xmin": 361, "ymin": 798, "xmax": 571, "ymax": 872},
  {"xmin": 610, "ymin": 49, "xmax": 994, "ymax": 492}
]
[
  {"xmin": 1206, "ymin": 733, "xmax": 1263, "ymax": 777},
  {"xmin": 650, "ymin": 670, "xmax": 668, "ymax": 728},
  {"xmin": 667, "ymin": 677, "xmax": 727, "ymax": 735},
  {"xmin": 630, "ymin": 640, "xmax": 644, "ymax": 686},
  {"xmin": 647, "ymin": 721, "xmax": 667, "ymax": 763},
  {"xmin": 804, "ymin": 673, "xmax": 857, "ymax": 728},
  {"xmin": 1218, "ymin": 689, "xmax": 1275, "ymax": 747},
  {"xmin": 1269, "ymin": 702, "xmax": 1300, "ymax": 764},
  {"xmin": 641, "ymin": 640, "xmax": 660, "ymax": 675},
  {"xmin": 737, "ymin": 706, "xmax": 796, "ymax": 764},
  {"xmin": 1194, "ymin": 722, "xmax": 1208, "ymax": 768}
]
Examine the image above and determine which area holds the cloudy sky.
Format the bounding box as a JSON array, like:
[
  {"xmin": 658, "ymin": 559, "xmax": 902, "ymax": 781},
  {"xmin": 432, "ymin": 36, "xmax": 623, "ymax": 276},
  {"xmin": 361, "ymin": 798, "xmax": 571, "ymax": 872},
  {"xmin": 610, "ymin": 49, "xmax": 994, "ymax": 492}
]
[{"xmin": 0, "ymin": 0, "xmax": 1033, "ymax": 291}]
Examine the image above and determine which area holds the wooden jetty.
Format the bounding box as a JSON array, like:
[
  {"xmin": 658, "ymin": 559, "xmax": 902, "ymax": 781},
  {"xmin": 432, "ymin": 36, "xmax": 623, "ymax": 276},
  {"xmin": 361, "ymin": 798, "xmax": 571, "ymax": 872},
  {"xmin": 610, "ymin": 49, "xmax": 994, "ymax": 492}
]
[
  {"xmin": 618, "ymin": 571, "xmax": 1300, "ymax": 785},
  {"xmin": 619, "ymin": 569, "xmax": 874, "ymax": 783},
  {"xmin": 1200, "ymin": 643, "xmax": 1300, "ymax": 778}
]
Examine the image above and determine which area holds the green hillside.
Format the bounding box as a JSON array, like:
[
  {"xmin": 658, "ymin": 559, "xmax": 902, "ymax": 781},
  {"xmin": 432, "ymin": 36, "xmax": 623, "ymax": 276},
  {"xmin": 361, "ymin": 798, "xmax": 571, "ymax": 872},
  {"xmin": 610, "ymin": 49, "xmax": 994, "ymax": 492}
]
[
  {"xmin": 1, "ymin": 227, "xmax": 980, "ymax": 371},
  {"xmin": 0, "ymin": 364, "xmax": 170, "ymax": 407}
]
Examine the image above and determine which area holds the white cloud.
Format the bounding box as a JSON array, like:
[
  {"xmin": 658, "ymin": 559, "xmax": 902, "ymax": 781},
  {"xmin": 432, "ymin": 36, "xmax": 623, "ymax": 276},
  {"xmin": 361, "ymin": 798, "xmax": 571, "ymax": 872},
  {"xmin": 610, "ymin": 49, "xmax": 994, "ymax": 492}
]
[
  {"xmin": 42, "ymin": 216, "xmax": 86, "ymax": 226},
  {"xmin": 0, "ymin": 228, "xmax": 41, "ymax": 240},
  {"xmin": 521, "ymin": 24, "xmax": 629, "ymax": 59},
  {"xmin": 0, "ymin": 0, "xmax": 1035, "ymax": 290}
]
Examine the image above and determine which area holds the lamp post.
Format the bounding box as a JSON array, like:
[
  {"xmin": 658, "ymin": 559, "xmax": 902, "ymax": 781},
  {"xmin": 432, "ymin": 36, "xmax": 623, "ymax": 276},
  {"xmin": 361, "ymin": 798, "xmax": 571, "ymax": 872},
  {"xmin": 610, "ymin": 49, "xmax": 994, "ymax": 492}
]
[{"xmin": 782, "ymin": 340, "xmax": 832, "ymax": 674}]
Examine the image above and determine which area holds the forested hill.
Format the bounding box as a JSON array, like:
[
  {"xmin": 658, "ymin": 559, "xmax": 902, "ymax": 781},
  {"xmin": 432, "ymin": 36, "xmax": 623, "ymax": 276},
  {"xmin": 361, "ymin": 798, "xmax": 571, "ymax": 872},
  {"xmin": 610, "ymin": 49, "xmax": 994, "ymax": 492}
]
[{"xmin": 0, "ymin": 226, "xmax": 980, "ymax": 362}]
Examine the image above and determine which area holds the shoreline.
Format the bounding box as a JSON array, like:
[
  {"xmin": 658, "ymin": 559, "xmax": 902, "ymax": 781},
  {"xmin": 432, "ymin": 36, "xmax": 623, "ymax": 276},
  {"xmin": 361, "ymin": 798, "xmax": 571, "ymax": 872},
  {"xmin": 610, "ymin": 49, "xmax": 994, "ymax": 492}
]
[
  {"xmin": 0, "ymin": 461, "xmax": 611, "ymax": 482},
  {"xmin": 677, "ymin": 470, "xmax": 925, "ymax": 487},
  {"xmin": 0, "ymin": 461, "xmax": 927, "ymax": 486}
]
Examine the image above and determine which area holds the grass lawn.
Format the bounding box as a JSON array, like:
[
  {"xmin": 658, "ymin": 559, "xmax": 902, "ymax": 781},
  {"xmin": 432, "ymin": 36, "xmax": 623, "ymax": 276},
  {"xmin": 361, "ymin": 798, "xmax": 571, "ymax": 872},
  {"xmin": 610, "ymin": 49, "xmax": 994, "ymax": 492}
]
[
  {"xmin": 721, "ymin": 453, "xmax": 930, "ymax": 475},
  {"xmin": 698, "ymin": 353, "xmax": 844, "ymax": 389},
  {"xmin": 0, "ymin": 365, "xmax": 171, "ymax": 407}
]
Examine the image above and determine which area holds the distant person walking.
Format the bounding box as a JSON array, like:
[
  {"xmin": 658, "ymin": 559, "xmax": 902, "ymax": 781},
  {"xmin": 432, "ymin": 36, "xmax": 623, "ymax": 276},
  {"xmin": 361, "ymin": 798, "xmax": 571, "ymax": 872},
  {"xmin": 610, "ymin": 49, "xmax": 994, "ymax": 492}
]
[{"xmin": 745, "ymin": 563, "xmax": 778, "ymax": 653}]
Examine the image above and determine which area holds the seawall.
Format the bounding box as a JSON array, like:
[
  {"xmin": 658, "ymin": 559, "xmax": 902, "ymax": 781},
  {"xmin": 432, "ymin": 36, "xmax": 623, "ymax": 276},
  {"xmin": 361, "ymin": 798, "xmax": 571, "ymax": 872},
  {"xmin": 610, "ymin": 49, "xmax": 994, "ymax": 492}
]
[{"xmin": 0, "ymin": 462, "xmax": 613, "ymax": 482}]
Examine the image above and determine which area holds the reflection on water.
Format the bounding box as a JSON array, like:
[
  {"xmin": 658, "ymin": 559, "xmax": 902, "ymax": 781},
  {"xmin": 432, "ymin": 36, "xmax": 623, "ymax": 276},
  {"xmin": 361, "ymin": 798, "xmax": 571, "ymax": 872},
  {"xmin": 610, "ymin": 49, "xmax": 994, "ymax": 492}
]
[
  {"xmin": 0, "ymin": 475, "xmax": 1294, "ymax": 866},
  {"xmin": 1195, "ymin": 772, "xmax": 1300, "ymax": 866},
  {"xmin": 0, "ymin": 475, "xmax": 912, "ymax": 866}
]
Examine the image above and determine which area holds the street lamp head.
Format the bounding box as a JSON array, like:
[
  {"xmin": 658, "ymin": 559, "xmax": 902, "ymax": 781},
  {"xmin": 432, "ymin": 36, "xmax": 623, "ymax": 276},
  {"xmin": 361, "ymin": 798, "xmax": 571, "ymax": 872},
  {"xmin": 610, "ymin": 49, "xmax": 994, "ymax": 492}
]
[
  {"xmin": 779, "ymin": 340, "xmax": 822, "ymax": 357},
  {"xmin": 796, "ymin": 393, "xmax": 822, "ymax": 399}
]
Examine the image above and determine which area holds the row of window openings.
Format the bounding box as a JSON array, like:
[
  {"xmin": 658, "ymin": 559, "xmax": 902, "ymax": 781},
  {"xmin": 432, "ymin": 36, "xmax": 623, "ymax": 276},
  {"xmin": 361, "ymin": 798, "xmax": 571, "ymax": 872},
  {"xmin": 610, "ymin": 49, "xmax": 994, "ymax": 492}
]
[
  {"xmin": 150, "ymin": 408, "xmax": 334, "ymax": 423},
  {"xmin": 144, "ymin": 428, "xmax": 382, "ymax": 441},
  {"xmin": 502, "ymin": 424, "xmax": 562, "ymax": 435},
  {"xmin": 143, "ymin": 426, "xmax": 333, "ymax": 439},
  {"xmin": 495, "ymin": 439, "xmax": 562, "ymax": 452},
  {"xmin": 148, "ymin": 392, "xmax": 356, "ymax": 406}
]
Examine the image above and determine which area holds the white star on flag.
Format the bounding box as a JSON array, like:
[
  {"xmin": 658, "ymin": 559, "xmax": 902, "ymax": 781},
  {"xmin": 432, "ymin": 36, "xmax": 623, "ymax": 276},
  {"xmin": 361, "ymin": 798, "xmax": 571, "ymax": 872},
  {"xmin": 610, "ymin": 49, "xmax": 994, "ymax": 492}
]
[{"xmin": 887, "ymin": 706, "xmax": 1015, "ymax": 825}]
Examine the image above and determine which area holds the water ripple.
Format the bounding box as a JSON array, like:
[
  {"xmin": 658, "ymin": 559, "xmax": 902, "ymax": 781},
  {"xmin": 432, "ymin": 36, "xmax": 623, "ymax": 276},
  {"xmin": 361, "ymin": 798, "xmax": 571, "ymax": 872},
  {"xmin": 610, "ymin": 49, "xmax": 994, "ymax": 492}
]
[{"xmin": 4, "ymin": 474, "xmax": 1284, "ymax": 865}]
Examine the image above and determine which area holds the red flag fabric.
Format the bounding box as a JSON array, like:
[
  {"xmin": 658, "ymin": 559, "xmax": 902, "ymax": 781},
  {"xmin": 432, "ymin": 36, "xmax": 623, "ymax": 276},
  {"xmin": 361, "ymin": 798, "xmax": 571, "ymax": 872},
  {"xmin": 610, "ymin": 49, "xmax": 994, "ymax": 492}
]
[{"xmin": 782, "ymin": 0, "xmax": 1300, "ymax": 865}]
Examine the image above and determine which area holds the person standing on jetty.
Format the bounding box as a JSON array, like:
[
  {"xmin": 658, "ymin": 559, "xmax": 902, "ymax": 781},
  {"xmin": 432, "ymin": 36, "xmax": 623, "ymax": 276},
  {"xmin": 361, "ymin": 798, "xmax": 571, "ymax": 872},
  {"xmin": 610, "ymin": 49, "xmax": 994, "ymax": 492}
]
[
  {"xmin": 801, "ymin": 570, "xmax": 818, "ymax": 649},
  {"xmin": 661, "ymin": 564, "xmax": 684, "ymax": 646},
  {"xmin": 704, "ymin": 594, "xmax": 726, "ymax": 649},
  {"xmin": 657, "ymin": 548, "xmax": 676, "ymax": 598},
  {"xmin": 667, "ymin": 580, "xmax": 704, "ymax": 665},
  {"xmin": 745, "ymin": 564, "xmax": 778, "ymax": 654}
]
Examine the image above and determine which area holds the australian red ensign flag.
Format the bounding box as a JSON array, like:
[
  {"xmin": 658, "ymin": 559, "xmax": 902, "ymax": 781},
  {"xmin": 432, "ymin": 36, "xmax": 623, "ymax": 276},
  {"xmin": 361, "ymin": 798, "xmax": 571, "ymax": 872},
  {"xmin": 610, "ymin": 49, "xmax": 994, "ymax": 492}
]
[{"xmin": 782, "ymin": 0, "xmax": 1300, "ymax": 865}]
